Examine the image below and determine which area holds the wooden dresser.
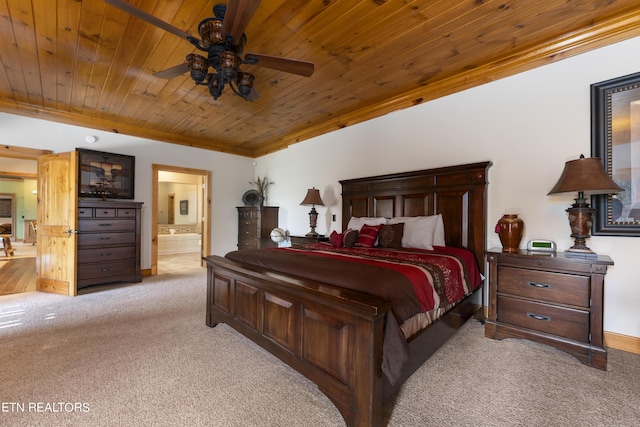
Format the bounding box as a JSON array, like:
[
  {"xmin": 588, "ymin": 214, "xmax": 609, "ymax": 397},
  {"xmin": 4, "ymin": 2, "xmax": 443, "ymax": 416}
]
[
  {"xmin": 238, "ymin": 206, "xmax": 279, "ymax": 249},
  {"xmin": 485, "ymin": 248, "xmax": 613, "ymax": 370},
  {"xmin": 237, "ymin": 206, "xmax": 278, "ymax": 250},
  {"xmin": 77, "ymin": 200, "xmax": 143, "ymax": 289}
]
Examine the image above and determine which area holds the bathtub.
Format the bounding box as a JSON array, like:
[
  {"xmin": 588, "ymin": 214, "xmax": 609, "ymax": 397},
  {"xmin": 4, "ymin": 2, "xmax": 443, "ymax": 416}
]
[{"xmin": 158, "ymin": 233, "xmax": 201, "ymax": 255}]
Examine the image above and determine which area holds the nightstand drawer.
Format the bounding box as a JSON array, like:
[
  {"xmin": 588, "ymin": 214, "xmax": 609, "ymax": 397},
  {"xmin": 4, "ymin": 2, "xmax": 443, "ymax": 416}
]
[
  {"xmin": 497, "ymin": 295, "xmax": 589, "ymax": 342},
  {"xmin": 497, "ymin": 255, "xmax": 593, "ymax": 274},
  {"xmin": 498, "ymin": 266, "xmax": 590, "ymax": 307}
]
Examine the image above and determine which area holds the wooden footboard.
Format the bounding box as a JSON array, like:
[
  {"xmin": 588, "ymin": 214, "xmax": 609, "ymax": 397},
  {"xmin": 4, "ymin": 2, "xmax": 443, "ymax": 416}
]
[
  {"xmin": 206, "ymin": 255, "xmax": 391, "ymax": 426},
  {"xmin": 205, "ymin": 255, "xmax": 482, "ymax": 426}
]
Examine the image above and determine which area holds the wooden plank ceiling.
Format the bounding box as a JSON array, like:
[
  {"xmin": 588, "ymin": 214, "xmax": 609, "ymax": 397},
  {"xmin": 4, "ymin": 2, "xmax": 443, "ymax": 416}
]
[{"xmin": 1, "ymin": 0, "xmax": 640, "ymax": 158}]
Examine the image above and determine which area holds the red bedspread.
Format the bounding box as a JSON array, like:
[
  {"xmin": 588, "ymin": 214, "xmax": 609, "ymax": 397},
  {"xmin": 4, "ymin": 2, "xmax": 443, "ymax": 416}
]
[{"xmin": 227, "ymin": 245, "xmax": 481, "ymax": 323}]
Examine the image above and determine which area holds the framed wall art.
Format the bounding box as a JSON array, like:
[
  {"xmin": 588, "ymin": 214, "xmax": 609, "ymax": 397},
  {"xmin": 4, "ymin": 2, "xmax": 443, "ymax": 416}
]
[
  {"xmin": 77, "ymin": 149, "xmax": 135, "ymax": 200},
  {"xmin": 180, "ymin": 200, "xmax": 188, "ymax": 215},
  {"xmin": 0, "ymin": 198, "xmax": 11, "ymax": 217},
  {"xmin": 591, "ymin": 71, "xmax": 640, "ymax": 236}
]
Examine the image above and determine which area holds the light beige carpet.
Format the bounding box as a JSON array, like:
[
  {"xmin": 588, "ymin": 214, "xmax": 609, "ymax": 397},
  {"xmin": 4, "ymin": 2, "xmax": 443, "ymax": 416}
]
[{"xmin": 1, "ymin": 268, "xmax": 639, "ymax": 426}]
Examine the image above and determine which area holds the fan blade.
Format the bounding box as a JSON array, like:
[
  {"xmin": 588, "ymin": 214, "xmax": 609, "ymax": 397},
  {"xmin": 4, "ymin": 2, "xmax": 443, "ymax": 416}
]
[
  {"xmin": 154, "ymin": 63, "xmax": 189, "ymax": 79},
  {"xmin": 244, "ymin": 53, "xmax": 314, "ymax": 77},
  {"xmin": 105, "ymin": 0, "xmax": 191, "ymax": 40},
  {"xmin": 221, "ymin": 0, "xmax": 261, "ymax": 43}
]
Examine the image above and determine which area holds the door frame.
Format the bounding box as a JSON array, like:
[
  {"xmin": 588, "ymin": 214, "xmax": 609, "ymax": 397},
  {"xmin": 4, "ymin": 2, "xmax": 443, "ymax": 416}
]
[{"xmin": 151, "ymin": 164, "xmax": 211, "ymax": 275}]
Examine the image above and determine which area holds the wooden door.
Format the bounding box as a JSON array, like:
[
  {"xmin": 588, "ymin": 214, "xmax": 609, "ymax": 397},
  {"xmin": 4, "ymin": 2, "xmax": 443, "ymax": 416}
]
[{"xmin": 36, "ymin": 152, "xmax": 78, "ymax": 296}]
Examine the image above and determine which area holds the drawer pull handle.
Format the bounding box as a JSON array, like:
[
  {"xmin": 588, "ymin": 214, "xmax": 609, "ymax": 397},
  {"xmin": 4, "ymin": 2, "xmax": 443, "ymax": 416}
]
[
  {"xmin": 100, "ymin": 268, "xmax": 110, "ymax": 272},
  {"xmin": 528, "ymin": 281, "xmax": 551, "ymax": 289},
  {"xmin": 99, "ymin": 223, "xmax": 112, "ymax": 227},
  {"xmin": 100, "ymin": 253, "xmax": 111, "ymax": 257},
  {"xmin": 527, "ymin": 312, "xmax": 551, "ymax": 322}
]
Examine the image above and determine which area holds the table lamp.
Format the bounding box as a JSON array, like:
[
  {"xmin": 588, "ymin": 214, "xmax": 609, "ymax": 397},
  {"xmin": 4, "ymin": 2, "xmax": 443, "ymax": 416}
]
[
  {"xmin": 300, "ymin": 188, "xmax": 324, "ymax": 237},
  {"xmin": 547, "ymin": 155, "xmax": 623, "ymax": 257}
]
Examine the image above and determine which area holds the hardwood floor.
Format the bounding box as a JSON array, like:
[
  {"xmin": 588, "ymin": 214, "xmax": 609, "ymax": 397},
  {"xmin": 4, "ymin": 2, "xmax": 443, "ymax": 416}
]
[
  {"xmin": 0, "ymin": 243, "xmax": 202, "ymax": 297},
  {"xmin": 0, "ymin": 257, "xmax": 36, "ymax": 296}
]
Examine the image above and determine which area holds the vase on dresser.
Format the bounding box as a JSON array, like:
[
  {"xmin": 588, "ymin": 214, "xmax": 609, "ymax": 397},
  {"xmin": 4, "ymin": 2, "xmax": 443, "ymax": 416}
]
[{"xmin": 496, "ymin": 214, "xmax": 524, "ymax": 253}]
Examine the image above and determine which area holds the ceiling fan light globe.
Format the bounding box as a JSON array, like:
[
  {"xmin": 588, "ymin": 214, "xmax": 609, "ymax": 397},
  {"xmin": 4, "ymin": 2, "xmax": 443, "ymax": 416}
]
[
  {"xmin": 220, "ymin": 51, "xmax": 239, "ymax": 79},
  {"xmin": 187, "ymin": 53, "xmax": 208, "ymax": 69},
  {"xmin": 208, "ymin": 77, "xmax": 223, "ymax": 99},
  {"xmin": 186, "ymin": 53, "xmax": 209, "ymax": 83},
  {"xmin": 198, "ymin": 19, "xmax": 224, "ymax": 46},
  {"xmin": 237, "ymin": 72, "xmax": 254, "ymax": 97},
  {"xmin": 237, "ymin": 71, "xmax": 254, "ymax": 87}
]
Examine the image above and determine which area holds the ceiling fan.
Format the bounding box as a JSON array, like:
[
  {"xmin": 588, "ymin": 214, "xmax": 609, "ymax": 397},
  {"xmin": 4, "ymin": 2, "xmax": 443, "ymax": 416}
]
[{"xmin": 105, "ymin": 0, "xmax": 315, "ymax": 101}]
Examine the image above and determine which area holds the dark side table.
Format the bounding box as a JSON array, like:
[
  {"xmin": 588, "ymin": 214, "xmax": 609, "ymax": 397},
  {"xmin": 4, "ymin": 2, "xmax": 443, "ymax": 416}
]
[{"xmin": 484, "ymin": 248, "xmax": 613, "ymax": 370}]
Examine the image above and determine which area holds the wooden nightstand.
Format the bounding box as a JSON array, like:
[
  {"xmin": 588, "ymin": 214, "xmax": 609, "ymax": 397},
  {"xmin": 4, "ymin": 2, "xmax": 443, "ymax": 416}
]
[
  {"xmin": 485, "ymin": 248, "xmax": 613, "ymax": 370},
  {"xmin": 290, "ymin": 235, "xmax": 329, "ymax": 248}
]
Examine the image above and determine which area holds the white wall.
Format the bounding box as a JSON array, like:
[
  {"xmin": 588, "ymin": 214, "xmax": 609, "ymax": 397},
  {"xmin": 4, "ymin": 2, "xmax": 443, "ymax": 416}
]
[
  {"xmin": 256, "ymin": 36, "xmax": 640, "ymax": 339},
  {"xmin": 0, "ymin": 113, "xmax": 255, "ymax": 262}
]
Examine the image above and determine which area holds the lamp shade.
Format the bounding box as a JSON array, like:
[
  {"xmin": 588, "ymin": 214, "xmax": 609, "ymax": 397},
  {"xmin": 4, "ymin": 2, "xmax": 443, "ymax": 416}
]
[
  {"xmin": 300, "ymin": 188, "xmax": 325, "ymax": 206},
  {"xmin": 547, "ymin": 155, "xmax": 623, "ymax": 195}
]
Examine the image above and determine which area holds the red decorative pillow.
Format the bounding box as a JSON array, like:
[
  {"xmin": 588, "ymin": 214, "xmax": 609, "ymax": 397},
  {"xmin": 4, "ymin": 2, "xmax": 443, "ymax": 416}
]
[
  {"xmin": 354, "ymin": 224, "xmax": 383, "ymax": 248},
  {"xmin": 329, "ymin": 230, "xmax": 343, "ymax": 247},
  {"xmin": 377, "ymin": 223, "xmax": 404, "ymax": 248}
]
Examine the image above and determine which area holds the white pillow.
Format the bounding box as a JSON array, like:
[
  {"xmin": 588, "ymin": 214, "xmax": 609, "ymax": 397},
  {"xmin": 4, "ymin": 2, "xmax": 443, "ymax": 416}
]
[
  {"xmin": 388, "ymin": 215, "xmax": 439, "ymax": 250},
  {"xmin": 346, "ymin": 216, "xmax": 387, "ymax": 232}
]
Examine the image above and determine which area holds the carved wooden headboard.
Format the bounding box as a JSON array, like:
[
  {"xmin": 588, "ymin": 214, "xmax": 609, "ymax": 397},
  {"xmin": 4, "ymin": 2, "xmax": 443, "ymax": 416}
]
[{"xmin": 340, "ymin": 161, "xmax": 492, "ymax": 269}]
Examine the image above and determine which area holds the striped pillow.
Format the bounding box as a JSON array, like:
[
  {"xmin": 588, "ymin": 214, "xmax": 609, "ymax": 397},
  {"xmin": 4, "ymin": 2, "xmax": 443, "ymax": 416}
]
[{"xmin": 354, "ymin": 224, "xmax": 383, "ymax": 248}]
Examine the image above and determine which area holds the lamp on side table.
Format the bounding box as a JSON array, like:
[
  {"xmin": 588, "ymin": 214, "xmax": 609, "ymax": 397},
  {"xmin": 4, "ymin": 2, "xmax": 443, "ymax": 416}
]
[{"xmin": 300, "ymin": 188, "xmax": 324, "ymax": 238}]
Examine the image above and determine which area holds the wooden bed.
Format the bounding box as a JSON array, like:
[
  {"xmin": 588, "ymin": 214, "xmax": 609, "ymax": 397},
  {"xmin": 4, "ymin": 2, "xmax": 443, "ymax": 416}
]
[{"xmin": 205, "ymin": 161, "xmax": 491, "ymax": 426}]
